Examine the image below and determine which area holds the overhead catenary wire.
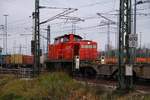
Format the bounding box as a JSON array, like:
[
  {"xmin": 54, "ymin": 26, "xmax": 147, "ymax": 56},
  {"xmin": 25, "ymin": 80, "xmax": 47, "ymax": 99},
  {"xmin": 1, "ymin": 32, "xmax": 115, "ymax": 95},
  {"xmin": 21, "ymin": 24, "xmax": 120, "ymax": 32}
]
[
  {"xmin": 41, "ymin": 0, "xmax": 111, "ymax": 9},
  {"xmin": 5, "ymin": 6, "xmax": 149, "ymax": 35},
  {"xmin": 6, "ymin": 11, "xmax": 149, "ymax": 38}
]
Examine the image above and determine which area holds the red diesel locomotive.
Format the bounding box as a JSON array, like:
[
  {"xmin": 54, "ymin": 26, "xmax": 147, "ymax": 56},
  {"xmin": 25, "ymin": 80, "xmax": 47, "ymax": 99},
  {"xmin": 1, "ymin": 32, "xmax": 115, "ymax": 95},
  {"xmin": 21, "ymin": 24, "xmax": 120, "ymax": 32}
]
[{"xmin": 46, "ymin": 34, "xmax": 98, "ymax": 72}]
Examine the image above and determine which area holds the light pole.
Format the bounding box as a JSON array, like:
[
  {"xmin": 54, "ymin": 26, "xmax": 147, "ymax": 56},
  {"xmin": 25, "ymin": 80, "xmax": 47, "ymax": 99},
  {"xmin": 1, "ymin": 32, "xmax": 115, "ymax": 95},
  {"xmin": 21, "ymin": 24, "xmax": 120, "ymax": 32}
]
[
  {"xmin": 0, "ymin": 25, "xmax": 5, "ymax": 54},
  {"xmin": 0, "ymin": 25, "xmax": 4, "ymax": 68},
  {"xmin": 4, "ymin": 14, "xmax": 8, "ymax": 55},
  {"xmin": 0, "ymin": 46, "xmax": 2, "ymax": 68},
  {"xmin": 134, "ymin": 0, "xmax": 137, "ymax": 35}
]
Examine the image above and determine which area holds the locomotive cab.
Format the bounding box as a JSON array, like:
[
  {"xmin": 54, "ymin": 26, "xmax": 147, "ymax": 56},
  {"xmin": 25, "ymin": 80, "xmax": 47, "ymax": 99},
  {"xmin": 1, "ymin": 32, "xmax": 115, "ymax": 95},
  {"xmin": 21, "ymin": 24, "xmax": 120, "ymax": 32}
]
[{"xmin": 48, "ymin": 34, "xmax": 97, "ymax": 61}]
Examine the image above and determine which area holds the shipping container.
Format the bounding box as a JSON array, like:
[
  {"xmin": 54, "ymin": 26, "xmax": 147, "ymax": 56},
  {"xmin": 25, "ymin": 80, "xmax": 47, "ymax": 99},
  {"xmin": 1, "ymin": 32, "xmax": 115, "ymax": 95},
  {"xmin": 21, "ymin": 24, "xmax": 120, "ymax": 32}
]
[
  {"xmin": 105, "ymin": 57, "xmax": 117, "ymax": 64},
  {"xmin": 10, "ymin": 54, "xmax": 23, "ymax": 64},
  {"xmin": 136, "ymin": 57, "xmax": 147, "ymax": 64},
  {"xmin": 10, "ymin": 54, "xmax": 33, "ymax": 65},
  {"xmin": 23, "ymin": 55, "xmax": 33, "ymax": 65},
  {"xmin": 5, "ymin": 55, "xmax": 11, "ymax": 64}
]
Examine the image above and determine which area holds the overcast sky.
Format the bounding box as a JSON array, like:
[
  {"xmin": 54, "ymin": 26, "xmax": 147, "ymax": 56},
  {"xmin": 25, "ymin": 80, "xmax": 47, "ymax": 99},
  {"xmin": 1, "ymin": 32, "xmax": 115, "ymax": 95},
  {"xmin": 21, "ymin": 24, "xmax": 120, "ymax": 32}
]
[{"xmin": 0, "ymin": 0, "xmax": 150, "ymax": 54}]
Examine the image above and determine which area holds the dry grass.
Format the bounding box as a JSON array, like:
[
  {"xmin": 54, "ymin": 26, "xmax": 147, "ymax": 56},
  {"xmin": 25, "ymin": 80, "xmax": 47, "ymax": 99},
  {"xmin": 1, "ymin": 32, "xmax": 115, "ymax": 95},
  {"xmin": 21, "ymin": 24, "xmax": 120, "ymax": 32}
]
[{"xmin": 0, "ymin": 72, "xmax": 101, "ymax": 100}]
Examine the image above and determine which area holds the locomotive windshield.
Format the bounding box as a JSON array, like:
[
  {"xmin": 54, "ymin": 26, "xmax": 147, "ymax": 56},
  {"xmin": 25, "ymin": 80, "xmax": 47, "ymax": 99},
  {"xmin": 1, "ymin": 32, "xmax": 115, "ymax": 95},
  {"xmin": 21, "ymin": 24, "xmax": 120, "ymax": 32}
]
[
  {"xmin": 54, "ymin": 34, "xmax": 82, "ymax": 44},
  {"xmin": 74, "ymin": 36, "xmax": 82, "ymax": 41},
  {"xmin": 54, "ymin": 35, "xmax": 69, "ymax": 44}
]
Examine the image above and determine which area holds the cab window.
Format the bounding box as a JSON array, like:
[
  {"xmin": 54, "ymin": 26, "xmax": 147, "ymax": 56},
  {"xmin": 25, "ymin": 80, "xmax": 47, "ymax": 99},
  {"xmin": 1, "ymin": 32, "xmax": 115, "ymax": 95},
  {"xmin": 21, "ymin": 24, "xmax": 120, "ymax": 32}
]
[
  {"xmin": 74, "ymin": 36, "xmax": 82, "ymax": 41},
  {"xmin": 63, "ymin": 36, "xmax": 69, "ymax": 42},
  {"xmin": 54, "ymin": 39, "xmax": 60, "ymax": 44},
  {"xmin": 60, "ymin": 38, "xmax": 63, "ymax": 43}
]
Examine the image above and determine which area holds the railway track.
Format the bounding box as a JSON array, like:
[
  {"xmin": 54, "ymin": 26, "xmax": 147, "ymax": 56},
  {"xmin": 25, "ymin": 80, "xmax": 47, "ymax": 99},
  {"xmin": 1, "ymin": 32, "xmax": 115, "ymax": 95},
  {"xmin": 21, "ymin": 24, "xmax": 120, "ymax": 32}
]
[{"xmin": 74, "ymin": 76, "xmax": 150, "ymax": 93}]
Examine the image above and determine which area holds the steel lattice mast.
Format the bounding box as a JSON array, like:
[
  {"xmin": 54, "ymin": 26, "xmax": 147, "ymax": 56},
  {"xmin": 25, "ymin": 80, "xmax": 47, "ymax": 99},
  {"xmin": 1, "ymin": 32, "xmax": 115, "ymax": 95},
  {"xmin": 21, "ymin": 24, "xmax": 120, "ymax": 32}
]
[
  {"xmin": 118, "ymin": 0, "xmax": 133, "ymax": 90},
  {"xmin": 34, "ymin": 0, "xmax": 41, "ymax": 76}
]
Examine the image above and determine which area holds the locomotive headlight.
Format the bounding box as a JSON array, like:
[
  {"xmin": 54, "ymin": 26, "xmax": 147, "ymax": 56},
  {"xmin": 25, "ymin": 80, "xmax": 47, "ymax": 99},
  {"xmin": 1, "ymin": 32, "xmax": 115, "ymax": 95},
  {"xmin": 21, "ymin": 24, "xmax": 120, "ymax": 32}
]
[{"xmin": 88, "ymin": 42, "xmax": 90, "ymax": 44}]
